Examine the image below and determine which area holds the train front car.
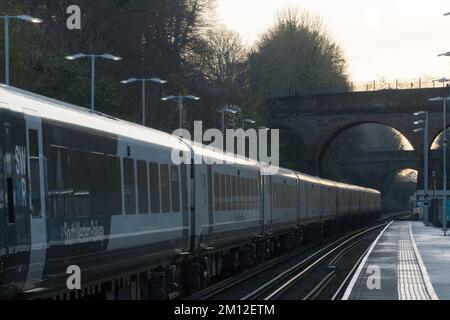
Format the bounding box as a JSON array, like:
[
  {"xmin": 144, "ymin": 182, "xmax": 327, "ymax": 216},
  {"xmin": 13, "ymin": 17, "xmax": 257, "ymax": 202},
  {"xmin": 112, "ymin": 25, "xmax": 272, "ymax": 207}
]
[
  {"xmin": 0, "ymin": 94, "xmax": 33, "ymax": 299},
  {"xmin": 0, "ymin": 85, "xmax": 193, "ymax": 299}
]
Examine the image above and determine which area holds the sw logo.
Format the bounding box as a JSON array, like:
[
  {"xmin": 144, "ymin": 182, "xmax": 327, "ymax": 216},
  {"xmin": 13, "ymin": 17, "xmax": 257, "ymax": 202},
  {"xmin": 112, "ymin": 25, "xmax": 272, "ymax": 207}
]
[{"xmin": 66, "ymin": 265, "xmax": 81, "ymax": 290}]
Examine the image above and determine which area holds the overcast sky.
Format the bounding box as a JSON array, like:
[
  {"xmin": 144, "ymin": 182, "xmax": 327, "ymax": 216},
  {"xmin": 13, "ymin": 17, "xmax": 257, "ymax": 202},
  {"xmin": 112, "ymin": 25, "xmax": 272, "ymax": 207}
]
[{"xmin": 215, "ymin": 0, "xmax": 450, "ymax": 82}]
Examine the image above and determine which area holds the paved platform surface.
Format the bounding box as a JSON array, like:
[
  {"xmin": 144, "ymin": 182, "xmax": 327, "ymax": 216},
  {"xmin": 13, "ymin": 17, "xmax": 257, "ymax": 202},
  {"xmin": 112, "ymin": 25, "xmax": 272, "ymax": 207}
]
[{"xmin": 343, "ymin": 221, "xmax": 450, "ymax": 300}]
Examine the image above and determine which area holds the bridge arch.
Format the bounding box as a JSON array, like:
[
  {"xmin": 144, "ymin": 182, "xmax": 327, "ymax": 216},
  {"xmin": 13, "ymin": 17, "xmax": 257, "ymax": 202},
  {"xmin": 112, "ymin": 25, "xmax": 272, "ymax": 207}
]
[{"xmin": 318, "ymin": 121, "xmax": 417, "ymax": 175}]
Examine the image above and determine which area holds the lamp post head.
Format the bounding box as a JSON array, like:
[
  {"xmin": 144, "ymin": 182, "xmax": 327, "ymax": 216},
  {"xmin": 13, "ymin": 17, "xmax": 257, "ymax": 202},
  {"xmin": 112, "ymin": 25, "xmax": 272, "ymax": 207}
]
[
  {"xmin": 244, "ymin": 119, "xmax": 256, "ymax": 125},
  {"xmin": 150, "ymin": 78, "xmax": 167, "ymax": 84},
  {"xmin": 185, "ymin": 95, "xmax": 200, "ymax": 101},
  {"xmin": 16, "ymin": 15, "xmax": 42, "ymax": 23},
  {"xmin": 161, "ymin": 95, "xmax": 176, "ymax": 101},
  {"xmin": 414, "ymin": 128, "xmax": 424, "ymax": 133},
  {"xmin": 414, "ymin": 111, "xmax": 427, "ymax": 116},
  {"xmin": 65, "ymin": 53, "xmax": 86, "ymax": 60},
  {"xmin": 414, "ymin": 120, "xmax": 425, "ymax": 125},
  {"xmin": 223, "ymin": 107, "xmax": 237, "ymax": 114},
  {"xmin": 101, "ymin": 54, "xmax": 122, "ymax": 61},
  {"xmin": 121, "ymin": 78, "xmax": 137, "ymax": 84},
  {"xmin": 429, "ymin": 97, "xmax": 450, "ymax": 102}
]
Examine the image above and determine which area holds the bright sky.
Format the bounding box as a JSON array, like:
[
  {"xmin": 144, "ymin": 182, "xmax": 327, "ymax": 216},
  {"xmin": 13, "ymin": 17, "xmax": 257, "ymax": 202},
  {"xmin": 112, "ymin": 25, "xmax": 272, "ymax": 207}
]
[{"xmin": 216, "ymin": 0, "xmax": 450, "ymax": 82}]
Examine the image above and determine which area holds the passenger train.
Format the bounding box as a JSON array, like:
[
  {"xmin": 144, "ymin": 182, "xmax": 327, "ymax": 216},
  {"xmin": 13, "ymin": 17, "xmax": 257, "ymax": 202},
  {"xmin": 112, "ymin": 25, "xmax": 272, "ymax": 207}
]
[{"xmin": 0, "ymin": 85, "xmax": 381, "ymax": 299}]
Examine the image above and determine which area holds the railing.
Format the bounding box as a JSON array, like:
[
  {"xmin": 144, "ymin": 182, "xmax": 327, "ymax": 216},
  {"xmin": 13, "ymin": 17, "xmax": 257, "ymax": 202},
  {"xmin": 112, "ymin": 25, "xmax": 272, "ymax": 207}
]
[{"xmin": 294, "ymin": 77, "xmax": 450, "ymax": 96}]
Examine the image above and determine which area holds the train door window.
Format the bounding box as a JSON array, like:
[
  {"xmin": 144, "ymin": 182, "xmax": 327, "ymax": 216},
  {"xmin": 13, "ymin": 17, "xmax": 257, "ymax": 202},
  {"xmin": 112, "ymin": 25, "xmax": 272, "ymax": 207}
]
[
  {"xmin": 232, "ymin": 176, "xmax": 237, "ymax": 211},
  {"xmin": 236, "ymin": 176, "xmax": 242, "ymax": 211},
  {"xmin": 248, "ymin": 179, "xmax": 253, "ymax": 210},
  {"xmin": 225, "ymin": 175, "xmax": 231, "ymax": 211},
  {"xmin": 220, "ymin": 174, "xmax": 226, "ymax": 211},
  {"xmin": 71, "ymin": 149, "xmax": 90, "ymax": 217},
  {"xmin": 214, "ymin": 173, "xmax": 220, "ymax": 211},
  {"xmin": 137, "ymin": 160, "xmax": 149, "ymax": 214},
  {"xmin": 107, "ymin": 155, "xmax": 122, "ymax": 215},
  {"xmin": 89, "ymin": 153, "xmax": 108, "ymax": 217},
  {"xmin": 181, "ymin": 164, "xmax": 189, "ymax": 214},
  {"xmin": 3, "ymin": 123, "xmax": 12, "ymax": 175},
  {"xmin": 149, "ymin": 162, "xmax": 160, "ymax": 214},
  {"xmin": 123, "ymin": 158, "xmax": 136, "ymax": 215},
  {"xmin": 48, "ymin": 146, "xmax": 71, "ymax": 218},
  {"xmin": 160, "ymin": 164, "xmax": 170, "ymax": 213},
  {"xmin": 28, "ymin": 129, "xmax": 41, "ymax": 217},
  {"xmin": 170, "ymin": 165, "xmax": 180, "ymax": 212},
  {"xmin": 207, "ymin": 165, "xmax": 213, "ymax": 215},
  {"xmin": 6, "ymin": 178, "xmax": 14, "ymax": 223}
]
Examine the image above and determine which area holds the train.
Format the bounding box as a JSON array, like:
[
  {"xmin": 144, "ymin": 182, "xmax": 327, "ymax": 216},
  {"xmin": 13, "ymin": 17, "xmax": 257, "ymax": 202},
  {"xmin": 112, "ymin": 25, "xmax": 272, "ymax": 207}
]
[{"xmin": 0, "ymin": 85, "xmax": 381, "ymax": 300}]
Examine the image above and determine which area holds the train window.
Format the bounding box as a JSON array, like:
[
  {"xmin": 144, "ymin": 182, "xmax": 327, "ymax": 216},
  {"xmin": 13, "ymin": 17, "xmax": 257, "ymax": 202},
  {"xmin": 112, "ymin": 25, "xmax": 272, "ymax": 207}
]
[
  {"xmin": 220, "ymin": 174, "xmax": 226, "ymax": 211},
  {"xmin": 48, "ymin": 146, "xmax": 71, "ymax": 218},
  {"xmin": 137, "ymin": 161, "xmax": 149, "ymax": 214},
  {"xmin": 214, "ymin": 173, "xmax": 220, "ymax": 211},
  {"xmin": 253, "ymin": 180, "xmax": 256, "ymax": 209},
  {"xmin": 226, "ymin": 175, "xmax": 231, "ymax": 211},
  {"xmin": 248, "ymin": 179, "xmax": 252, "ymax": 209},
  {"xmin": 28, "ymin": 129, "xmax": 41, "ymax": 217},
  {"xmin": 107, "ymin": 155, "xmax": 122, "ymax": 215},
  {"xmin": 244, "ymin": 178, "xmax": 250, "ymax": 210},
  {"xmin": 236, "ymin": 176, "xmax": 242, "ymax": 211},
  {"xmin": 181, "ymin": 164, "xmax": 189, "ymax": 214},
  {"xmin": 207, "ymin": 166, "xmax": 213, "ymax": 215},
  {"xmin": 71, "ymin": 149, "xmax": 90, "ymax": 217},
  {"xmin": 6, "ymin": 178, "xmax": 14, "ymax": 224},
  {"xmin": 123, "ymin": 158, "xmax": 136, "ymax": 215},
  {"xmin": 170, "ymin": 165, "xmax": 180, "ymax": 212},
  {"xmin": 232, "ymin": 176, "xmax": 237, "ymax": 211},
  {"xmin": 149, "ymin": 162, "xmax": 160, "ymax": 214},
  {"xmin": 160, "ymin": 164, "xmax": 170, "ymax": 213},
  {"xmin": 89, "ymin": 153, "xmax": 108, "ymax": 217}
]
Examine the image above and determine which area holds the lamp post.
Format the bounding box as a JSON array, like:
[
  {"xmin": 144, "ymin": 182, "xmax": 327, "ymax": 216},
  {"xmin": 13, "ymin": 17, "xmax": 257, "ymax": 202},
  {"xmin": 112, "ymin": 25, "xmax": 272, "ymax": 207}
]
[
  {"xmin": 429, "ymin": 96, "xmax": 450, "ymax": 235},
  {"xmin": 161, "ymin": 94, "xmax": 200, "ymax": 130},
  {"xmin": 1, "ymin": 15, "xmax": 42, "ymax": 85},
  {"xmin": 220, "ymin": 106, "xmax": 238, "ymax": 148},
  {"xmin": 413, "ymin": 111, "xmax": 430, "ymax": 226},
  {"xmin": 66, "ymin": 53, "xmax": 122, "ymax": 110},
  {"xmin": 121, "ymin": 77, "xmax": 167, "ymax": 126}
]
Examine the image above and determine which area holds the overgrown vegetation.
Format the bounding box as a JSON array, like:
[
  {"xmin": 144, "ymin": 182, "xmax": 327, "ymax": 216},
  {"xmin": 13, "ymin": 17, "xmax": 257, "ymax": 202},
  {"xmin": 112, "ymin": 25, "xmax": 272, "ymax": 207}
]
[{"xmin": 0, "ymin": 2, "xmax": 349, "ymax": 135}]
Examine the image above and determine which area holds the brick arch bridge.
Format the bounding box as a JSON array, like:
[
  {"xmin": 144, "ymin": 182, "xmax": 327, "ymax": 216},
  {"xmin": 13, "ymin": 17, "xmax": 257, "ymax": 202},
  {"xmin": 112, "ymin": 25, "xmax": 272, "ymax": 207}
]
[{"xmin": 268, "ymin": 88, "xmax": 450, "ymax": 190}]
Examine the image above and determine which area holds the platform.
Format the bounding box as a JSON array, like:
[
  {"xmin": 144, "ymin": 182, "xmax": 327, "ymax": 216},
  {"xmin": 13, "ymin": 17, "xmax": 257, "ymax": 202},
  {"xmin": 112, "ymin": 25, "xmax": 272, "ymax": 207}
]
[{"xmin": 342, "ymin": 220, "xmax": 450, "ymax": 300}]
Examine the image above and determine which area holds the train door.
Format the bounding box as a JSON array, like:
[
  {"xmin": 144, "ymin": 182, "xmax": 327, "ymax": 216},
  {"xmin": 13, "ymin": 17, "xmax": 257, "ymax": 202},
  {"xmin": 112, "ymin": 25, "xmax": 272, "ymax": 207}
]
[
  {"xmin": 262, "ymin": 175, "xmax": 272, "ymax": 235},
  {"xmin": 258, "ymin": 172, "xmax": 264, "ymax": 234},
  {"xmin": 23, "ymin": 112, "xmax": 47, "ymax": 288},
  {"xmin": 2, "ymin": 121, "xmax": 15, "ymax": 284},
  {"xmin": 0, "ymin": 121, "xmax": 5, "ymax": 288}
]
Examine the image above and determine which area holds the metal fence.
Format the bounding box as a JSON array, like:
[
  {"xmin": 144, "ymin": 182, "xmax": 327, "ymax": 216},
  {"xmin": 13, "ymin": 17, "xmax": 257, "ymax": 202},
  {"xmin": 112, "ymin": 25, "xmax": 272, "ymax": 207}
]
[
  {"xmin": 295, "ymin": 77, "xmax": 450, "ymax": 96},
  {"xmin": 349, "ymin": 77, "xmax": 450, "ymax": 92}
]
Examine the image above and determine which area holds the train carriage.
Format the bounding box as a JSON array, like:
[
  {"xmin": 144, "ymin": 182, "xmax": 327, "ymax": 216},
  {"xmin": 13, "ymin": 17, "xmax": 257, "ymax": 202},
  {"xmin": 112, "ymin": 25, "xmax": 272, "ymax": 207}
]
[{"xmin": 0, "ymin": 85, "xmax": 382, "ymax": 299}]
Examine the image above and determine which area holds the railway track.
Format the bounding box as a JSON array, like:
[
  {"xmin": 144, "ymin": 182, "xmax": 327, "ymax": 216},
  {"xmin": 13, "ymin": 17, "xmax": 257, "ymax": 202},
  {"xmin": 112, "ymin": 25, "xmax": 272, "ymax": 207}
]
[
  {"xmin": 243, "ymin": 223, "xmax": 388, "ymax": 300},
  {"xmin": 185, "ymin": 212, "xmax": 408, "ymax": 300}
]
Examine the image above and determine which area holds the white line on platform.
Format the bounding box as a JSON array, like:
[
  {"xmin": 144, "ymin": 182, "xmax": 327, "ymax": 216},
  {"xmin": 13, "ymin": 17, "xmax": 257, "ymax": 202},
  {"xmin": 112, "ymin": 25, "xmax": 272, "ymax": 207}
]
[
  {"xmin": 341, "ymin": 221, "xmax": 393, "ymax": 300},
  {"xmin": 409, "ymin": 222, "xmax": 439, "ymax": 300}
]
